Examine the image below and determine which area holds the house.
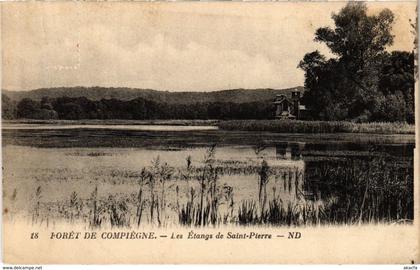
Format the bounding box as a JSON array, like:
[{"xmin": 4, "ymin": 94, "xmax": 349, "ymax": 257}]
[{"xmin": 273, "ymin": 90, "xmax": 308, "ymax": 120}]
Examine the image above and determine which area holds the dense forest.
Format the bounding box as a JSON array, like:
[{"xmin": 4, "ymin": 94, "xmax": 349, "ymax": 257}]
[
  {"xmin": 1, "ymin": 94, "xmax": 275, "ymax": 120},
  {"xmin": 1, "ymin": 87, "xmax": 299, "ymax": 120}
]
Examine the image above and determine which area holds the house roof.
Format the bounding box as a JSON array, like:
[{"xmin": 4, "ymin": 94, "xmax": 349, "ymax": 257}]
[{"xmin": 273, "ymin": 95, "xmax": 293, "ymax": 105}]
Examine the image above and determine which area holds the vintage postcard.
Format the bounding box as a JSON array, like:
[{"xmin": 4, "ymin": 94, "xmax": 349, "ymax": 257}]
[{"xmin": 1, "ymin": 1, "xmax": 419, "ymax": 264}]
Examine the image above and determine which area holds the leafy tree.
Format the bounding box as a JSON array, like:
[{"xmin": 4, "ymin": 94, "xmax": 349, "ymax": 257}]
[
  {"xmin": 315, "ymin": 3, "xmax": 393, "ymax": 67},
  {"xmin": 16, "ymin": 97, "xmax": 58, "ymax": 119},
  {"xmin": 299, "ymin": 2, "xmax": 414, "ymax": 123},
  {"xmin": 2, "ymin": 94, "xmax": 17, "ymax": 119},
  {"xmin": 16, "ymin": 98, "xmax": 41, "ymax": 118},
  {"xmin": 378, "ymin": 51, "xmax": 415, "ymax": 123}
]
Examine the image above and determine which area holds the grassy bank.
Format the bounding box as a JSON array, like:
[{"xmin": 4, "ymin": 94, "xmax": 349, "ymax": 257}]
[
  {"xmin": 2, "ymin": 119, "xmax": 219, "ymax": 126},
  {"xmin": 218, "ymin": 120, "xmax": 415, "ymax": 134}
]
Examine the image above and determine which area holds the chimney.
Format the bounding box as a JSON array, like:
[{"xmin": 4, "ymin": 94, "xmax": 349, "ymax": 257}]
[
  {"xmin": 291, "ymin": 90, "xmax": 300, "ymax": 100},
  {"xmin": 292, "ymin": 90, "xmax": 300, "ymax": 119}
]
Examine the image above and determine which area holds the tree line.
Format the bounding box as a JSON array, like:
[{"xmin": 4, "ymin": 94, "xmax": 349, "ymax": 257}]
[
  {"xmin": 298, "ymin": 2, "xmax": 415, "ymax": 123},
  {"xmin": 2, "ymin": 94, "xmax": 275, "ymax": 120}
]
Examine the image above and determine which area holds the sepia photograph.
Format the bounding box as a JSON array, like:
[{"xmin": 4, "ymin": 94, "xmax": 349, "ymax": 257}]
[{"xmin": 1, "ymin": 1, "xmax": 418, "ymax": 264}]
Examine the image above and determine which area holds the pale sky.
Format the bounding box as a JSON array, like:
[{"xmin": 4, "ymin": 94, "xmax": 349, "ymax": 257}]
[{"xmin": 1, "ymin": 2, "xmax": 416, "ymax": 92}]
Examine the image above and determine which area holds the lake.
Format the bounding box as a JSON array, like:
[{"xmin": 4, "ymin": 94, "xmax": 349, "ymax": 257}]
[{"xmin": 2, "ymin": 123, "xmax": 415, "ymax": 227}]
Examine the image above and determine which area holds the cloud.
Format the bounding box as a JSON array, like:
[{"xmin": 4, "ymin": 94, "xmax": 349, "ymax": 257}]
[{"xmin": 2, "ymin": 2, "xmax": 416, "ymax": 91}]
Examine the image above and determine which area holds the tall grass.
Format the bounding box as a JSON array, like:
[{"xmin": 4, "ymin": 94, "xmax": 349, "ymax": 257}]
[
  {"xmin": 136, "ymin": 169, "xmax": 148, "ymax": 226},
  {"xmin": 87, "ymin": 186, "xmax": 132, "ymax": 228},
  {"xmin": 304, "ymin": 156, "xmax": 414, "ymax": 224},
  {"xmin": 178, "ymin": 145, "xmax": 235, "ymax": 227},
  {"xmin": 258, "ymin": 159, "xmax": 269, "ymax": 218},
  {"xmin": 89, "ymin": 186, "xmax": 102, "ymax": 228},
  {"xmin": 236, "ymin": 154, "xmax": 413, "ymax": 226},
  {"xmin": 218, "ymin": 120, "xmax": 414, "ymax": 134},
  {"xmin": 238, "ymin": 200, "xmax": 258, "ymax": 225},
  {"xmin": 131, "ymin": 157, "xmax": 175, "ymax": 227},
  {"xmin": 31, "ymin": 186, "xmax": 42, "ymax": 224},
  {"xmin": 24, "ymin": 146, "xmax": 412, "ymax": 228}
]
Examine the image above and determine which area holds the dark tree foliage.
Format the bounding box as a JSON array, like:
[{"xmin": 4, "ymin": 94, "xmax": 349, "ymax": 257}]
[
  {"xmin": 7, "ymin": 95, "xmax": 276, "ymax": 120},
  {"xmin": 2, "ymin": 94, "xmax": 17, "ymax": 119},
  {"xmin": 299, "ymin": 2, "xmax": 415, "ymax": 123},
  {"xmin": 377, "ymin": 51, "xmax": 415, "ymax": 122},
  {"xmin": 15, "ymin": 97, "xmax": 58, "ymax": 119},
  {"xmin": 16, "ymin": 98, "xmax": 40, "ymax": 118}
]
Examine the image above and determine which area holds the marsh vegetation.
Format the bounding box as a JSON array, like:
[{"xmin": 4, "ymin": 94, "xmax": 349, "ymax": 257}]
[{"xmin": 219, "ymin": 120, "xmax": 415, "ymax": 134}]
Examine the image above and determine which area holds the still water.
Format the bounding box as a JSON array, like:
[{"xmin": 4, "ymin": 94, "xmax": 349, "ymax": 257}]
[{"xmin": 2, "ymin": 124, "xmax": 415, "ymax": 226}]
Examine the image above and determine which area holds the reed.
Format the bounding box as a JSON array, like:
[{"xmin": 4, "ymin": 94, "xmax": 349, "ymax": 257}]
[
  {"xmin": 257, "ymin": 159, "xmax": 269, "ymax": 219},
  {"xmin": 178, "ymin": 187, "xmax": 198, "ymax": 226},
  {"xmin": 178, "ymin": 146, "xmax": 235, "ymax": 227},
  {"xmin": 137, "ymin": 157, "xmax": 175, "ymax": 226},
  {"xmin": 107, "ymin": 195, "xmax": 130, "ymax": 227},
  {"xmin": 305, "ymin": 156, "xmax": 414, "ymax": 224},
  {"xmin": 135, "ymin": 169, "xmax": 148, "ymax": 226},
  {"xmin": 238, "ymin": 200, "xmax": 258, "ymax": 225},
  {"xmin": 23, "ymin": 147, "xmax": 412, "ymax": 228},
  {"xmin": 31, "ymin": 186, "xmax": 42, "ymax": 224},
  {"xmin": 89, "ymin": 186, "xmax": 103, "ymax": 228},
  {"xmin": 68, "ymin": 191, "xmax": 83, "ymax": 223},
  {"xmin": 218, "ymin": 120, "xmax": 414, "ymax": 134}
]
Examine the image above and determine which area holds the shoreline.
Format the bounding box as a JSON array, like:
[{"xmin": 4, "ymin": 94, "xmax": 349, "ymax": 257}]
[{"xmin": 2, "ymin": 119, "xmax": 415, "ymax": 135}]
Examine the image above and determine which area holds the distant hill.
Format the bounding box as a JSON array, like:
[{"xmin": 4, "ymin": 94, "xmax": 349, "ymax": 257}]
[{"xmin": 2, "ymin": 86, "xmax": 304, "ymax": 104}]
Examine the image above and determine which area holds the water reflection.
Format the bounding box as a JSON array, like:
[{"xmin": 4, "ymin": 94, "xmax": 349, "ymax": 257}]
[
  {"xmin": 269, "ymin": 142, "xmax": 414, "ymax": 223},
  {"xmin": 2, "ymin": 129, "xmax": 414, "ymax": 226},
  {"xmin": 275, "ymin": 142, "xmax": 305, "ymax": 160}
]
